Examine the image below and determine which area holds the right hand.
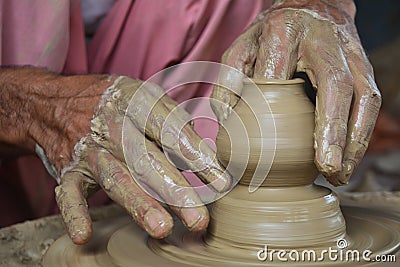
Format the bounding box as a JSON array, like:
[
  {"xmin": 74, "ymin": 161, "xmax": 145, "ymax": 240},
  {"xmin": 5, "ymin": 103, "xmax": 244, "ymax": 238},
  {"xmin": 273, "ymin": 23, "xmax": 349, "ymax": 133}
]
[{"xmin": 210, "ymin": 0, "xmax": 381, "ymax": 186}]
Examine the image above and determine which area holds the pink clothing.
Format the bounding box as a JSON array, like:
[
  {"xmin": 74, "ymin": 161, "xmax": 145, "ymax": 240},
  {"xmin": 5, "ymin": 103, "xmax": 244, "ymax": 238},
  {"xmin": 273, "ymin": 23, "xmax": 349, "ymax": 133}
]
[
  {"xmin": 0, "ymin": 0, "xmax": 272, "ymax": 226},
  {"xmin": 0, "ymin": 0, "xmax": 71, "ymax": 71}
]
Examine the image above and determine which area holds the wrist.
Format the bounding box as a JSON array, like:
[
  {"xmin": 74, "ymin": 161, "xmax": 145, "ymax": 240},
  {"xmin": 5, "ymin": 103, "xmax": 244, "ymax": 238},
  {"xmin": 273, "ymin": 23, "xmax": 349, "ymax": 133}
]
[
  {"xmin": 0, "ymin": 66, "xmax": 114, "ymax": 173},
  {"xmin": 27, "ymin": 72, "xmax": 113, "ymax": 173},
  {"xmin": 271, "ymin": 0, "xmax": 356, "ymax": 21}
]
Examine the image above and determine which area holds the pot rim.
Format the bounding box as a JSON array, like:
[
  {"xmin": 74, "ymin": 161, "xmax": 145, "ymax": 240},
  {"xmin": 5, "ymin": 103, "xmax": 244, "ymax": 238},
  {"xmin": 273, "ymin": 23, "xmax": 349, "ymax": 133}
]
[{"xmin": 243, "ymin": 78, "xmax": 305, "ymax": 85}]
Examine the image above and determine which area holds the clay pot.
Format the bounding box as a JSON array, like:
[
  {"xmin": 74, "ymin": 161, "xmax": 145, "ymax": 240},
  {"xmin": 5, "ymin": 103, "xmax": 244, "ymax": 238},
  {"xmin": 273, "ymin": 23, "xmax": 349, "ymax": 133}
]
[
  {"xmin": 216, "ymin": 78, "xmax": 318, "ymax": 187},
  {"xmin": 210, "ymin": 79, "xmax": 346, "ymax": 250}
]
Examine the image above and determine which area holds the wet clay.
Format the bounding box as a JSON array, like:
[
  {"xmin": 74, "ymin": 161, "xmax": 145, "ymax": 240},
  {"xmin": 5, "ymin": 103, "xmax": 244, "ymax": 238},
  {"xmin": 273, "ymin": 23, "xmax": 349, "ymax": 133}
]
[
  {"xmin": 216, "ymin": 78, "xmax": 318, "ymax": 187},
  {"xmin": 43, "ymin": 79, "xmax": 400, "ymax": 266},
  {"xmin": 209, "ymin": 78, "xmax": 346, "ymax": 250}
]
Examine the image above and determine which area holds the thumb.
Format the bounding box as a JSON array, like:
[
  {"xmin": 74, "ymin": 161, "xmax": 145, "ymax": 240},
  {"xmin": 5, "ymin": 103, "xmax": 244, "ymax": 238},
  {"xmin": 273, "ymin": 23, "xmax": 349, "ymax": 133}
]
[{"xmin": 55, "ymin": 172, "xmax": 93, "ymax": 245}]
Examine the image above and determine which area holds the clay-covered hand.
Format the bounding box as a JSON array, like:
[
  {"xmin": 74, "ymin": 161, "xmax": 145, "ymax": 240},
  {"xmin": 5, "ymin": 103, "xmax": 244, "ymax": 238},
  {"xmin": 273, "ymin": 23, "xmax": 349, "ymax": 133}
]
[
  {"xmin": 211, "ymin": 0, "xmax": 381, "ymax": 186},
  {"xmin": 0, "ymin": 68, "xmax": 230, "ymax": 244}
]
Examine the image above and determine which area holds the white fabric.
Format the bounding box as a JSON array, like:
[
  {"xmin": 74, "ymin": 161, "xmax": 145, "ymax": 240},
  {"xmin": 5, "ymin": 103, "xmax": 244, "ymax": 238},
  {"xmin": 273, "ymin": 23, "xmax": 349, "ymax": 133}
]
[{"xmin": 81, "ymin": 0, "xmax": 115, "ymax": 34}]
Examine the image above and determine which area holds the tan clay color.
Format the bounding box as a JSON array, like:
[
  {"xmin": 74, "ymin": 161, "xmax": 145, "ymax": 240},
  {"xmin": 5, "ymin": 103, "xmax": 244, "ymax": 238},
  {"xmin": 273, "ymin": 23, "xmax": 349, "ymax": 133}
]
[
  {"xmin": 216, "ymin": 78, "xmax": 318, "ymax": 186},
  {"xmin": 210, "ymin": 78, "xmax": 346, "ymax": 250},
  {"xmin": 43, "ymin": 79, "xmax": 400, "ymax": 267}
]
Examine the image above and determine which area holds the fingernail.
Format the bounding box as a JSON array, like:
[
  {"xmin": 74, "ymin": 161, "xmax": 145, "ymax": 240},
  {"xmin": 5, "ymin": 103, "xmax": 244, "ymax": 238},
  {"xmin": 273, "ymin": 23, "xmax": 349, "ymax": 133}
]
[
  {"xmin": 76, "ymin": 229, "xmax": 90, "ymax": 241},
  {"xmin": 323, "ymin": 145, "xmax": 343, "ymax": 175},
  {"xmin": 340, "ymin": 161, "xmax": 355, "ymax": 184},
  {"xmin": 144, "ymin": 208, "xmax": 172, "ymax": 238},
  {"xmin": 71, "ymin": 228, "xmax": 91, "ymax": 245},
  {"xmin": 181, "ymin": 207, "xmax": 209, "ymax": 231},
  {"xmin": 79, "ymin": 229, "xmax": 90, "ymax": 241}
]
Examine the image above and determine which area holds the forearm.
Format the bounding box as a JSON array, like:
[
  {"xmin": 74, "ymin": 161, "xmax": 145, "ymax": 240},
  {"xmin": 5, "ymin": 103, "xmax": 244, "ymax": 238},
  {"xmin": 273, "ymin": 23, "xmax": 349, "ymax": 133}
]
[
  {"xmin": 0, "ymin": 66, "xmax": 53, "ymax": 156},
  {"xmin": 0, "ymin": 66, "xmax": 108, "ymax": 163}
]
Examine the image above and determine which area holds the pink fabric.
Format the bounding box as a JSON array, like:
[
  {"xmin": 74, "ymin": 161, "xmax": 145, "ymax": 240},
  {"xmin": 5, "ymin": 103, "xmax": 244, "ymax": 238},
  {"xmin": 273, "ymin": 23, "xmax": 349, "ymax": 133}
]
[
  {"xmin": 0, "ymin": 0, "xmax": 272, "ymax": 226},
  {"xmin": 0, "ymin": 0, "xmax": 71, "ymax": 71},
  {"xmin": 64, "ymin": 1, "xmax": 89, "ymax": 74},
  {"xmin": 87, "ymin": 0, "xmax": 270, "ymax": 141}
]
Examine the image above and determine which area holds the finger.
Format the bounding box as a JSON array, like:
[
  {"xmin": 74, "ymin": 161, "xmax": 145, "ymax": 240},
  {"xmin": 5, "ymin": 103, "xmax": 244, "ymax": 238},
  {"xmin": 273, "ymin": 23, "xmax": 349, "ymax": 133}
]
[
  {"xmin": 123, "ymin": 121, "xmax": 210, "ymax": 231},
  {"xmin": 95, "ymin": 121, "xmax": 210, "ymax": 232},
  {"xmin": 143, "ymin": 82, "xmax": 193, "ymax": 127},
  {"xmin": 127, "ymin": 86, "xmax": 232, "ymax": 193},
  {"xmin": 334, "ymin": 49, "xmax": 381, "ymax": 184},
  {"xmin": 55, "ymin": 172, "xmax": 93, "ymax": 244},
  {"xmin": 253, "ymin": 11, "xmax": 299, "ymax": 79},
  {"xmin": 93, "ymin": 82, "xmax": 230, "ymax": 193},
  {"xmin": 299, "ymin": 29, "xmax": 354, "ymax": 183},
  {"xmin": 210, "ymin": 23, "xmax": 262, "ymax": 122},
  {"xmin": 88, "ymin": 148, "xmax": 175, "ymax": 238}
]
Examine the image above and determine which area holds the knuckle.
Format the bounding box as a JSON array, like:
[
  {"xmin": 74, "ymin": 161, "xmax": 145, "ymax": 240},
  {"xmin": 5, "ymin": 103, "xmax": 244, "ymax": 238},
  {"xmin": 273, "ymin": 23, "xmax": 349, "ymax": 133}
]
[
  {"xmin": 143, "ymin": 81, "xmax": 164, "ymax": 97},
  {"xmin": 316, "ymin": 117, "xmax": 348, "ymax": 143},
  {"xmin": 347, "ymin": 127, "xmax": 376, "ymax": 157},
  {"xmin": 161, "ymin": 125, "xmax": 181, "ymax": 148},
  {"xmin": 147, "ymin": 113, "xmax": 165, "ymax": 136},
  {"xmin": 99, "ymin": 169, "xmax": 119, "ymax": 191},
  {"xmin": 112, "ymin": 171, "xmax": 130, "ymax": 187},
  {"xmin": 268, "ymin": 8, "xmax": 291, "ymax": 21},
  {"xmin": 325, "ymin": 67, "xmax": 353, "ymax": 87},
  {"xmin": 329, "ymin": 118, "xmax": 348, "ymax": 133},
  {"xmin": 360, "ymin": 89, "xmax": 382, "ymax": 112},
  {"xmin": 133, "ymin": 151, "xmax": 157, "ymax": 176},
  {"xmin": 353, "ymin": 138, "xmax": 369, "ymax": 154},
  {"xmin": 368, "ymin": 89, "xmax": 382, "ymax": 108}
]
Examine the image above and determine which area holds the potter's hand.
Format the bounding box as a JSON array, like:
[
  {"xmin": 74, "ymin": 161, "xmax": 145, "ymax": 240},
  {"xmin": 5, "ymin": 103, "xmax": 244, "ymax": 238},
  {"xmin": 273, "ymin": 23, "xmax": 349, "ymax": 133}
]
[
  {"xmin": 211, "ymin": 0, "xmax": 381, "ymax": 186},
  {"xmin": 0, "ymin": 67, "xmax": 230, "ymax": 244}
]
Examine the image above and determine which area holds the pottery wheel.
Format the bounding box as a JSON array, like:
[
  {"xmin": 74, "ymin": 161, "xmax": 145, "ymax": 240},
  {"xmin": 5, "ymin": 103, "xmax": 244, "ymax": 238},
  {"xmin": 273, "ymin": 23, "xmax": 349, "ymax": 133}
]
[
  {"xmin": 43, "ymin": 205, "xmax": 400, "ymax": 267},
  {"xmin": 43, "ymin": 79, "xmax": 400, "ymax": 266}
]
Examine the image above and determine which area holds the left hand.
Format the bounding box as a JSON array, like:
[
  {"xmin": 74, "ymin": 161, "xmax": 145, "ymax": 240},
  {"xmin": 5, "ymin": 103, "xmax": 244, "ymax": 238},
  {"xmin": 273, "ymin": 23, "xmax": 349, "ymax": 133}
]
[
  {"xmin": 0, "ymin": 67, "xmax": 231, "ymax": 244},
  {"xmin": 211, "ymin": 0, "xmax": 381, "ymax": 186}
]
